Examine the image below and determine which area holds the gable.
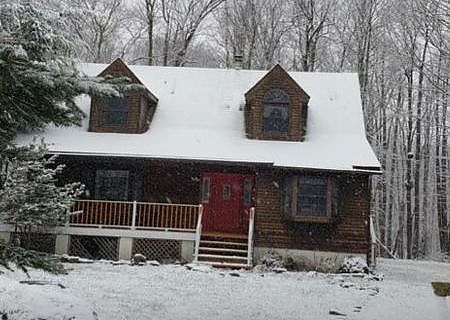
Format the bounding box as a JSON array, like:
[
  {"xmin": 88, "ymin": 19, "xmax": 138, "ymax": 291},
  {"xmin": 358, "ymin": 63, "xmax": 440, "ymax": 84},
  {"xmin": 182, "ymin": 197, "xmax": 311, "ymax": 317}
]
[
  {"xmin": 244, "ymin": 64, "xmax": 310, "ymax": 141},
  {"xmin": 245, "ymin": 64, "xmax": 310, "ymax": 100},
  {"xmin": 89, "ymin": 58, "xmax": 158, "ymax": 134},
  {"xmin": 98, "ymin": 58, "xmax": 158, "ymax": 103}
]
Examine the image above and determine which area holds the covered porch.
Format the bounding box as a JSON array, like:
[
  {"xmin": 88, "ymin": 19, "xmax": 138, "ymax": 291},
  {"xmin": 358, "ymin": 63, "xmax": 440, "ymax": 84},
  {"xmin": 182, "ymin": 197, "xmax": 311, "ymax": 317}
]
[{"xmin": 54, "ymin": 155, "xmax": 258, "ymax": 266}]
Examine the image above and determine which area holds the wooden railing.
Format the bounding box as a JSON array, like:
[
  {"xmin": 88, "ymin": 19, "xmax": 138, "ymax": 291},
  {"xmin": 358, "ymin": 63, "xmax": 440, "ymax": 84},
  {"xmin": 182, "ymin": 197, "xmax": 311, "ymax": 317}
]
[
  {"xmin": 369, "ymin": 214, "xmax": 377, "ymax": 267},
  {"xmin": 193, "ymin": 205, "xmax": 203, "ymax": 263},
  {"xmin": 247, "ymin": 207, "xmax": 255, "ymax": 266},
  {"xmin": 70, "ymin": 199, "xmax": 201, "ymax": 231}
]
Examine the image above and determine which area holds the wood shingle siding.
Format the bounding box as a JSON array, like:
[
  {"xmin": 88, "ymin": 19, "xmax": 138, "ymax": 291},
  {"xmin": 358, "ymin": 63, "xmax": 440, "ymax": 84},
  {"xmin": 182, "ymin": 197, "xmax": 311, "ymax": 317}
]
[{"xmin": 254, "ymin": 169, "xmax": 370, "ymax": 254}]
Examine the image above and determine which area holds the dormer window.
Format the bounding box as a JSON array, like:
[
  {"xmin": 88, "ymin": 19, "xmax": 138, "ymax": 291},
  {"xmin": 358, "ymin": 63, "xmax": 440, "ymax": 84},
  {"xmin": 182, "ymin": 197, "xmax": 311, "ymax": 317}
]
[
  {"xmin": 263, "ymin": 89, "xmax": 289, "ymax": 133},
  {"xmin": 88, "ymin": 58, "xmax": 158, "ymax": 134},
  {"xmin": 244, "ymin": 64, "xmax": 310, "ymax": 141},
  {"xmin": 102, "ymin": 97, "xmax": 128, "ymax": 125}
]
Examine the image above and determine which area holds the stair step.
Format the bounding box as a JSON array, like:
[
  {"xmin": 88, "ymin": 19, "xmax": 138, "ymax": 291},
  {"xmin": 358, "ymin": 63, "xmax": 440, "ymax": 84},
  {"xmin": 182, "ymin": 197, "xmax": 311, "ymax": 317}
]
[
  {"xmin": 197, "ymin": 254, "xmax": 248, "ymax": 262},
  {"xmin": 202, "ymin": 232, "xmax": 248, "ymax": 240},
  {"xmin": 199, "ymin": 247, "xmax": 248, "ymax": 254},
  {"xmin": 199, "ymin": 261, "xmax": 251, "ymax": 270},
  {"xmin": 200, "ymin": 240, "xmax": 248, "ymax": 247}
]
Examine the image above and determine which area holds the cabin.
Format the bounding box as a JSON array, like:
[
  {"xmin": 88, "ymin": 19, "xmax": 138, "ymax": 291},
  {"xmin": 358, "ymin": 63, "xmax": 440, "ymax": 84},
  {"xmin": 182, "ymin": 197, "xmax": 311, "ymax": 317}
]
[{"xmin": 4, "ymin": 58, "xmax": 381, "ymax": 269}]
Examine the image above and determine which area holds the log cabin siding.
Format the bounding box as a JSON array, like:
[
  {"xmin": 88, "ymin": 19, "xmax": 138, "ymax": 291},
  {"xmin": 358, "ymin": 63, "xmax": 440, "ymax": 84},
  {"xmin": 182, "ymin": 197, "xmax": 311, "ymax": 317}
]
[
  {"xmin": 245, "ymin": 65, "xmax": 309, "ymax": 141},
  {"xmin": 254, "ymin": 169, "xmax": 370, "ymax": 254}
]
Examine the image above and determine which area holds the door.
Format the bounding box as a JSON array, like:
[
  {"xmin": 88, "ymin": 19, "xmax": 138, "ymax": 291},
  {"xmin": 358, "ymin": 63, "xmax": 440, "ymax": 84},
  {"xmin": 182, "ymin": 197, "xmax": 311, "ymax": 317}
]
[{"xmin": 201, "ymin": 172, "xmax": 254, "ymax": 233}]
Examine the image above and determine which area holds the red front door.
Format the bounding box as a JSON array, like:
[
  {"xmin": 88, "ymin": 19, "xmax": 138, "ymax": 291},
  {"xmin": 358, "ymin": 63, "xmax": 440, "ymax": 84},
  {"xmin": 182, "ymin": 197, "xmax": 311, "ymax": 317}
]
[{"xmin": 201, "ymin": 172, "xmax": 254, "ymax": 234}]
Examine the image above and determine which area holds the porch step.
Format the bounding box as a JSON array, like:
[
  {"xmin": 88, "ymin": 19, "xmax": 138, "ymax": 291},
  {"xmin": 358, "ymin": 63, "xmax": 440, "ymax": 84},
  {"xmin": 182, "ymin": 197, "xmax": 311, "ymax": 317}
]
[
  {"xmin": 196, "ymin": 232, "xmax": 251, "ymax": 268},
  {"xmin": 197, "ymin": 254, "xmax": 248, "ymax": 264},
  {"xmin": 199, "ymin": 247, "xmax": 248, "ymax": 256},
  {"xmin": 199, "ymin": 261, "xmax": 251, "ymax": 270},
  {"xmin": 201, "ymin": 232, "xmax": 248, "ymax": 241},
  {"xmin": 200, "ymin": 240, "xmax": 248, "ymax": 250}
]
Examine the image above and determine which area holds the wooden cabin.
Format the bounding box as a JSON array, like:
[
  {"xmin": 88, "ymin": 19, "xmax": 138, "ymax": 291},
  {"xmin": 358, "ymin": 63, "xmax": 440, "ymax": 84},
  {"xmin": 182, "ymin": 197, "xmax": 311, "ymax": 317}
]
[{"xmin": 8, "ymin": 58, "xmax": 381, "ymax": 269}]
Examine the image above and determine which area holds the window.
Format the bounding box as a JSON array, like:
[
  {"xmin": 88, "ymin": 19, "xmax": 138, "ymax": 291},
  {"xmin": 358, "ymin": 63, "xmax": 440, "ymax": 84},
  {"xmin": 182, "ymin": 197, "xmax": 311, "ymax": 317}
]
[
  {"xmin": 102, "ymin": 97, "xmax": 128, "ymax": 125},
  {"xmin": 283, "ymin": 175, "xmax": 335, "ymax": 223},
  {"xmin": 243, "ymin": 179, "xmax": 252, "ymax": 206},
  {"xmin": 263, "ymin": 89, "xmax": 289, "ymax": 133},
  {"xmin": 297, "ymin": 177, "xmax": 328, "ymax": 216},
  {"xmin": 201, "ymin": 177, "xmax": 211, "ymax": 203},
  {"xmin": 223, "ymin": 184, "xmax": 231, "ymax": 200},
  {"xmin": 95, "ymin": 170, "xmax": 129, "ymax": 200}
]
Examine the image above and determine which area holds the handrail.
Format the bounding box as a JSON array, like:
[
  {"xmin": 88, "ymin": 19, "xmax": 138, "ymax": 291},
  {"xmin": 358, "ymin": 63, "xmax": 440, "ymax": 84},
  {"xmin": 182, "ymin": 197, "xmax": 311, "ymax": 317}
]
[
  {"xmin": 193, "ymin": 205, "xmax": 203, "ymax": 263},
  {"xmin": 247, "ymin": 207, "xmax": 255, "ymax": 266},
  {"xmin": 369, "ymin": 214, "xmax": 377, "ymax": 267}
]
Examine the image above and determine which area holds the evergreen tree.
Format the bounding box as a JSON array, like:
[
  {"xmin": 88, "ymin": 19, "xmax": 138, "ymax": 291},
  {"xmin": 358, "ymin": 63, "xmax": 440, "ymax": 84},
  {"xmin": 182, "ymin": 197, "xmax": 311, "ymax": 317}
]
[
  {"xmin": 0, "ymin": 0, "xmax": 140, "ymax": 150},
  {"xmin": 0, "ymin": 142, "xmax": 84, "ymax": 248}
]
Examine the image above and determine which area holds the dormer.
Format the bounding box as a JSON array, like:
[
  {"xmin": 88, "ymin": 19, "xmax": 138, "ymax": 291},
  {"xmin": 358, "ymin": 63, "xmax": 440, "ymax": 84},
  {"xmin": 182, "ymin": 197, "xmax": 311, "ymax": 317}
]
[
  {"xmin": 89, "ymin": 58, "xmax": 158, "ymax": 134},
  {"xmin": 244, "ymin": 64, "xmax": 310, "ymax": 141}
]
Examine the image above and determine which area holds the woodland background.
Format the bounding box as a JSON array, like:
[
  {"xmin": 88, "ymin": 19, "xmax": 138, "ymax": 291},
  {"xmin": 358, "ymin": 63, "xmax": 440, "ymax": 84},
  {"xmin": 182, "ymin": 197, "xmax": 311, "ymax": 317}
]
[{"xmin": 3, "ymin": 0, "xmax": 450, "ymax": 259}]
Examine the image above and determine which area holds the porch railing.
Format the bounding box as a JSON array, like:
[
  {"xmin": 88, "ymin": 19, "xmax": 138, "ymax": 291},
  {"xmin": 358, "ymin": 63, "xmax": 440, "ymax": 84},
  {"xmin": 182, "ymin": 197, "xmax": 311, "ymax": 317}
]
[
  {"xmin": 70, "ymin": 199, "xmax": 202, "ymax": 231},
  {"xmin": 193, "ymin": 205, "xmax": 203, "ymax": 263}
]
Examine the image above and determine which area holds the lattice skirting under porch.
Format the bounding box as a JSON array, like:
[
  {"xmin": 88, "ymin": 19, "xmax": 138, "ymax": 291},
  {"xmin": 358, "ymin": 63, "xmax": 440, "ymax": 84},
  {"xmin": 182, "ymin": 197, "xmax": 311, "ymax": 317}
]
[
  {"xmin": 132, "ymin": 239, "xmax": 181, "ymax": 263},
  {"xmin": 69, "ymin": 235, "xmax": 119, "ymax": 260},
  {"xmin": 11, "ymin": 232, "xmax": 56, "ymax": 254}
]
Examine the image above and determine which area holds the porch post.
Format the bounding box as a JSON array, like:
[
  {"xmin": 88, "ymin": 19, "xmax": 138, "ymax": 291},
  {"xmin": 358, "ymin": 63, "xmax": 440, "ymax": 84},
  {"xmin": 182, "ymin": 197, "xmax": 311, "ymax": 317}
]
[
  {"xmin": 55, "ymin": 234, "xmax": 70, "ymax": 255},
  {"xmin": 131, "ymin": 201, "xmax": 137, "ymax": 230},
  {"xmin": 0, "ymin": 231, "xmax": 11, "ymax": 243},
  {"xmin": 118, "ymin": 237, "xmax": 133, "ymax": 260},
  {"xmin": 181, "ymin": 240, "xmax": 195, "ymax": 262}
]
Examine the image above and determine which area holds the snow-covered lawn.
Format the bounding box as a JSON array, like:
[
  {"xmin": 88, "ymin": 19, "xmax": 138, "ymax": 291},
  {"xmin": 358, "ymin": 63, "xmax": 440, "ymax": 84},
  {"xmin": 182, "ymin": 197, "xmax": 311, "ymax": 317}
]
[{"xmin": 1, "ymin": 258, "xmax": 449, "ymax": 320}]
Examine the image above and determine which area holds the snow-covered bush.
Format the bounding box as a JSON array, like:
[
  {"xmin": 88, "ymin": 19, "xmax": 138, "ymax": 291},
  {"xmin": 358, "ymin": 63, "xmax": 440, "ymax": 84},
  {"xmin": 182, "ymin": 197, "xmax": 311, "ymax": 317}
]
[
  {"xmin": 339, "ymin": 257, "xmax": 369, "ymax": 274},
  {"xmin": 0, "ymin": 239, "xmax": 65, "ymax": 276},
  {"xmin": 254, "ymin": 251, "xmax": 286, "ymax": 272}
]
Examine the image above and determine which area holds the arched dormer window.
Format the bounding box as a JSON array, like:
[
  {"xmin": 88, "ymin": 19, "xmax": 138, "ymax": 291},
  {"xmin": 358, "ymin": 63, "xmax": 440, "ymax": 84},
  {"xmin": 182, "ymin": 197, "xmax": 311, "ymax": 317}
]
[{"xmin": 262, "ymin": 89, "xmax": 289, "ymax": 133}]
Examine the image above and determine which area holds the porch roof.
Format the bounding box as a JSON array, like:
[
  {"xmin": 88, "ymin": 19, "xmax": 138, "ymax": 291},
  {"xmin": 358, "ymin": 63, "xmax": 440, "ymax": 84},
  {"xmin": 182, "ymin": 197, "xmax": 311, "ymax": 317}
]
[{"xmin": 16, "ymin": 63, "xmax": 381, "ymax": 173}]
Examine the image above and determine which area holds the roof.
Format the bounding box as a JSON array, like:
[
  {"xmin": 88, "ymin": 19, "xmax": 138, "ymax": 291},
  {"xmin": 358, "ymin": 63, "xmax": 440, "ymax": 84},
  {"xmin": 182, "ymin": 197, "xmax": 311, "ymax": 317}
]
[{"xmin": 15, "ymin": 63, "xmax": 381, "ymax": 173}]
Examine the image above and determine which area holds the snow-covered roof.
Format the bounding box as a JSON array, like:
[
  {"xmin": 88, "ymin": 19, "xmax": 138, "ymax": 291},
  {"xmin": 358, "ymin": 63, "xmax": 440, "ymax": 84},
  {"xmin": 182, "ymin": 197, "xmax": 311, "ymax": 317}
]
[{"xmin": 16, "ymin": 63, "xmax": 381, "ymax": 173}]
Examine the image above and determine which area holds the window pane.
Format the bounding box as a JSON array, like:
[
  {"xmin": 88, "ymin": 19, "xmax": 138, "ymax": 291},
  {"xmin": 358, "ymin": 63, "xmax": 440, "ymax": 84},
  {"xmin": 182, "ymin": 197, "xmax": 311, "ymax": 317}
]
[
  {"xmin": 263, "ymin": 104, "xmax": 289, "ymax": 132},
  {"xmin": 95, "ymin": 170, "xmax": 129, "ymax": 200},
  {"xmin": 103, "ymin": 111, "xmax": 127, "ymax": 125},
  {"xmin": 223, "ymin": 184, "xmax": 231, "ymax": 200},
  {"xmin": 243, "ymin": 179, "xmax": 252, "ymax": 206},
  {"xmin": 102, "ymin": 97, "xmax": 128, "ymax": 125},
  {"xmin": 297, "ymin": 176, "xmax": 328, "ymax": 217},
  {"xmin": 201, "ymin": 177, "xmax": 210, "ymax": 203},
  {"xmin": 264, "ymin": 89, "xmax": 289, "ymax": 104},
  {"xmin": 262, "ymin": 89, "xmax": 289, "ymax": 133}
]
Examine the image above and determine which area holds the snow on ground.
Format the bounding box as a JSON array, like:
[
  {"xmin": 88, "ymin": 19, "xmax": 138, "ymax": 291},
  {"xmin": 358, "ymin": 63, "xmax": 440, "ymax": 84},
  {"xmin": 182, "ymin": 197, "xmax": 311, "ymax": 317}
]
[{"xmin": 1, "ymin": 258, "xmax": 449, "ymax": 320}]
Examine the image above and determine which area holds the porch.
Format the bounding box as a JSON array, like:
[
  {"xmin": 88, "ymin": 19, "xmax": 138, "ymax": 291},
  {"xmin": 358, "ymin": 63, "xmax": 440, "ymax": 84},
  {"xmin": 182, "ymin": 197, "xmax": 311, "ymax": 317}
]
[
  {"xmin": 69, "ymin": 199, "xmax": 255, "ymax": 268},
  {"xmin": 0, "ymin": 199, "xmax": 256, "ymax": 267}
]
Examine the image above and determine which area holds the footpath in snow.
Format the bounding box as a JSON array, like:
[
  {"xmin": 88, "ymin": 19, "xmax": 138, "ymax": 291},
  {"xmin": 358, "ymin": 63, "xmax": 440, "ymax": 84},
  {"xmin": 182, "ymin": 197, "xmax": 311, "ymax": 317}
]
[{"xmin": 0, "ymin": 258, "xmax": 449, "ymax": 320}]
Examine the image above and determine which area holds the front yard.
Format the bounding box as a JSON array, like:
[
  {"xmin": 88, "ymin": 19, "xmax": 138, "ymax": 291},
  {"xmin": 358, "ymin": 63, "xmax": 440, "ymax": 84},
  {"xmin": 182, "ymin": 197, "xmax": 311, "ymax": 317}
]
[{"xmin": 1, "ymin": 258, "xmax": 449, "ymax": 319}]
